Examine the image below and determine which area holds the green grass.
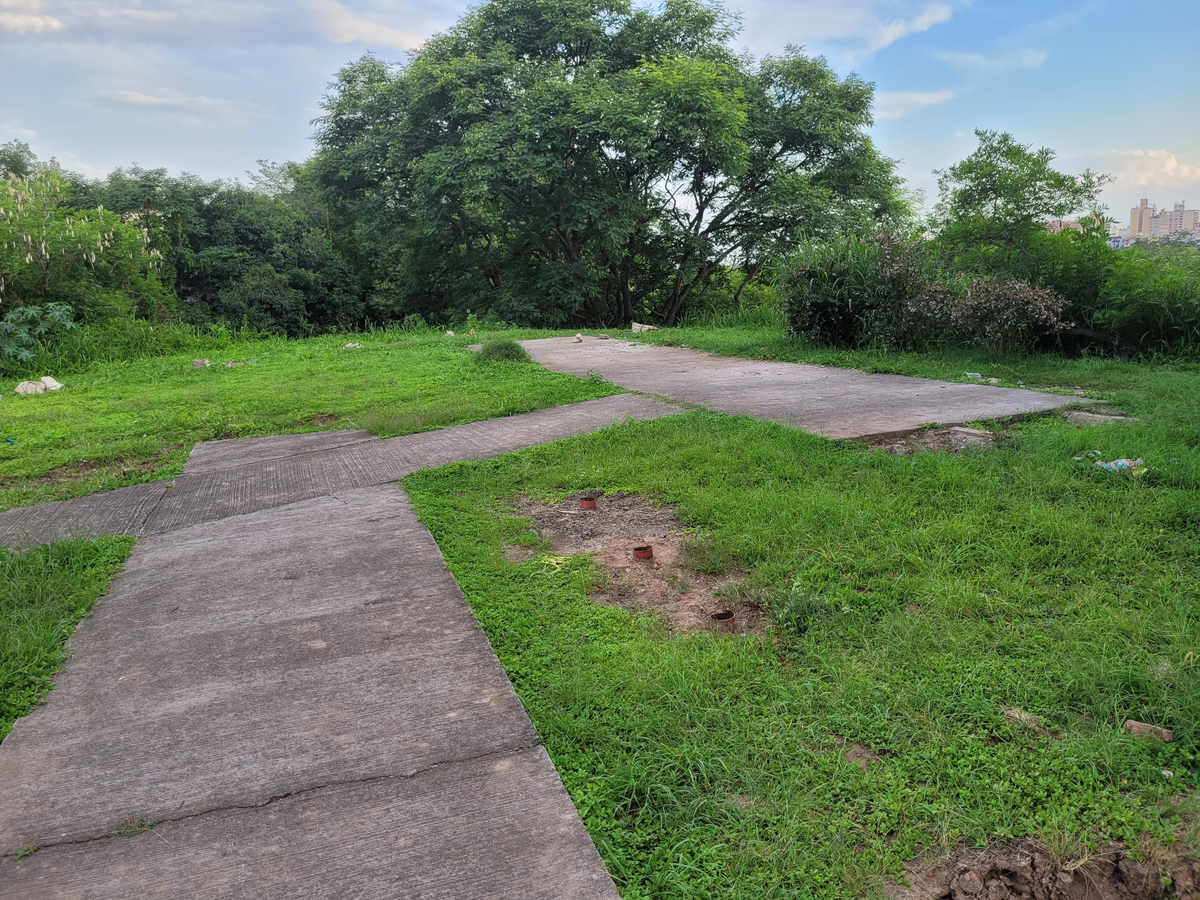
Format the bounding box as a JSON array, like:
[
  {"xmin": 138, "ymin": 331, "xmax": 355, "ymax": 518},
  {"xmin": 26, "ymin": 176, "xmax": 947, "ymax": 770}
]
[
  {"xmin": 0, "ymin": 328, "xmax": 618, "ymax": 510},
  {"xmin": 0, "ymin": 537, "xmax": 134, "ymax": 742},
  {"xmin": 404, "ymin": 376, "xmax": 1200, "ymax": 897}
]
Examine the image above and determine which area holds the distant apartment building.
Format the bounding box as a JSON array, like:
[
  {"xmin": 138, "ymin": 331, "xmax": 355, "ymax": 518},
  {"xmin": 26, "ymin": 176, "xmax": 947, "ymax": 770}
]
[{"xmin": 1129, "ymin": 198, "xmax": 1200, "ymax": 238}]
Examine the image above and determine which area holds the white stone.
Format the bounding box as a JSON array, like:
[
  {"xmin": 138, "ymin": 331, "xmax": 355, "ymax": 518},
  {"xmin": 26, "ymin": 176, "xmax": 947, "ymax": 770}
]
[
  {"xmin": 40, "ymin": 376, "xmax": 63, "ymax": 391},
  {"xmin": 14, "ymin": 380, "xmax": 46, "ymax": 395},
  {"xmin": 631, "ymin": 322, "xmax": 659, "ymax": 332},
  {"xmin": 193, "ymin": 359, "xmax": 211, "ymax": 368}
]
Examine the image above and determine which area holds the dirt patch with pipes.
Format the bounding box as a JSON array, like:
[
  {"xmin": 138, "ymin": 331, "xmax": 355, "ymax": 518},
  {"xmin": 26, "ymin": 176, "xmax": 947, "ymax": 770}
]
[
  {"xmin": 507, "ymin": 492, "xmax": 763, "ymax": 635},
  {"xmin": 887, "ymin": 838, "xmax": 1199, "ymax": 900}
]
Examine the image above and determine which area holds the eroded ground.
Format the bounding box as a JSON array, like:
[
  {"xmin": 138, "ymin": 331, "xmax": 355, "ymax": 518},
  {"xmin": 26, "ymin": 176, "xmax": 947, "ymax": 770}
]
[{"xmin": 507, "ymin": 492, "xmax": 763, "ymax": 635}]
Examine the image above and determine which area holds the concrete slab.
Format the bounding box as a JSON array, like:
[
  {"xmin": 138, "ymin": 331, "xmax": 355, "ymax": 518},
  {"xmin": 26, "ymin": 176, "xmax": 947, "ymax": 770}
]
[
  {"xmin": 182, "ymin": 429, "xmax": 379, "ymax": 475},
  {"xmin": 0, "ymin": 394, "xmax": 681, "ymax": 546},
  {"xmin": 0, "ymin": 486, "xmax": 536, "ymax": 851},
  {"xmin": 522, "ymin": 336, "xmax": 1077, "ymax": 439},
  {"xmin": 0, "ymin": 746, "xmax": 617, "ymax": 900},
  {"xmin": 0, "ymin": 481, "xmax": 168, "ymax": 551}
]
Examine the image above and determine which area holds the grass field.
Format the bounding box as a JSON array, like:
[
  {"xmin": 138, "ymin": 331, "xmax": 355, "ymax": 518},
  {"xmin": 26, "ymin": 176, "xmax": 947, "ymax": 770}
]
[
  {"xmin": 0, "ymin": 329, "xmax": 617, "ymax": 510},
  {"xmin": 404, "ymin": 357, "xmax": 1200, "ymax": 897},
  {"xmin": 3, "ymin": 320, "xmax": 1198, "ymax": 894}
]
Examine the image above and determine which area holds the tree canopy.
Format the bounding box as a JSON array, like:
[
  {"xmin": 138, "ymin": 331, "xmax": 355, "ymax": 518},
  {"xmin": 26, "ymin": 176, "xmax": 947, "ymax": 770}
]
[{"xmin": 313, "ymin": 0, "xmax": 907, "ymax": 326}]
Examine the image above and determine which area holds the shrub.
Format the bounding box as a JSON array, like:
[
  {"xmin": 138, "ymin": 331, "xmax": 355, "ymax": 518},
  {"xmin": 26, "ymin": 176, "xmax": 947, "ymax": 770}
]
[
  {"xmin": 0, "ymin": 303, "xmax": 75, "ymax": 366},
  {"xmin": 952, "ymin": 277, "xmax": 1070, "ymax": 354},
  {"xmin": 476, "ymin": 338, "xmax": 530, "ymax": 363},
  {"xmin": 1093, "ymin": 246, "xmax": 1200, "ymax": 354},
  {"xmin": 782, "ymin": 236, "xmax": 884, "ymax": 347}
]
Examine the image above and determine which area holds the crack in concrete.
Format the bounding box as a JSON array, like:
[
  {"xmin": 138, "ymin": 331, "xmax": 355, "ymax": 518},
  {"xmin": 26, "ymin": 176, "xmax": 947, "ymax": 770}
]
[{"xmin": 2, "ymin": 742, "xmax": 542, "ymax": 860}]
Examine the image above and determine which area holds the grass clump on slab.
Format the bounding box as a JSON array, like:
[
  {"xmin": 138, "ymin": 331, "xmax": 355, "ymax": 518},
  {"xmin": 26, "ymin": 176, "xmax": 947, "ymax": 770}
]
[
  {"xmin": 0, "ymin": 329, "xmax": 618, "ymax": 510},
  {"xmin": 1, "ymin": 537, "xmax": 134, "ymax": 742},
  {"xmin": 476, "ymin": 338, "xmax": 532, "ymax": 363},
  {"xmin": 405, "ymin": 391, "xmax": 1199, "ymax": 898}
]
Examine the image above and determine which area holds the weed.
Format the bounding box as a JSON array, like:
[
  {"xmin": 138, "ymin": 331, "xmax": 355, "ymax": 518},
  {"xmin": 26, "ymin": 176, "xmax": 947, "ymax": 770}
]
[{"xmin": 476, "ymin": 338, "xmax": 531, "ymax": 363}]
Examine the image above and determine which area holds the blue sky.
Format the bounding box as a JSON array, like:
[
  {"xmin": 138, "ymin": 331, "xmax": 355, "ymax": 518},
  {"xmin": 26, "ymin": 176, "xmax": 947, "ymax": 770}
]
[{"xmin": 2, "ymin": 0, "xmax": 1197, "ymax": 220}]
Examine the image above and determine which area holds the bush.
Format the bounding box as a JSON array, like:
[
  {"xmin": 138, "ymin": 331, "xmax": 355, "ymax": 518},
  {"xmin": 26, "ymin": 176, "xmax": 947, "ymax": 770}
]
[
  {"xmin": 953, "ymin": 277, "xmax": 1070, "ymax": 354},
  {"xmin": 1093, "ymin": 246, "xmax": 1200, "ymax": 354},
  {"xmin": 0, "ymin": 303, "xmax": 75, "ymax": 366},
  {"xmin": 784, "ymin": 232, "xmax": 1070, "ymax": 354},
  {"xmin": 476, "ymin": 338, "xmax": 530, "ymax": 363}
]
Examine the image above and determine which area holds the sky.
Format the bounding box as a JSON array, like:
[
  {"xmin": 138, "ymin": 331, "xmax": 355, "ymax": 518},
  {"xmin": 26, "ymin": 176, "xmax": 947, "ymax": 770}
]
[{"xmin": 2, "ymin": 0, "xmax": 1198, "ymax": 222}]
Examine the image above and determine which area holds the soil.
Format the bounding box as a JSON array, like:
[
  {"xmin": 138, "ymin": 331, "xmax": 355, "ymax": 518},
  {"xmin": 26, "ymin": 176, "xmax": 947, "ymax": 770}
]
[
  {"xmin": 888, "ymin": 839, "xmax": 1199, "ymax": 900},
  {"xmin": 508, "ymin": 492, "xmax": 763, "ymax": 635},
  {"xmin": 866, "ymin": 426, "xmax": 997, "ymax": 457}
]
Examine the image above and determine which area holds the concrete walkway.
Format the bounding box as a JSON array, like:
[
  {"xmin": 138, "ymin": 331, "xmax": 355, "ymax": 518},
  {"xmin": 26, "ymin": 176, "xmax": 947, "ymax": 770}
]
[
  {"xmin": 521, "ymin": 336, "xmax": 1078, "ymax": 439},
  {"xmin": 0, "ymin": 394, "xmax": 679, "ymax": 899}
]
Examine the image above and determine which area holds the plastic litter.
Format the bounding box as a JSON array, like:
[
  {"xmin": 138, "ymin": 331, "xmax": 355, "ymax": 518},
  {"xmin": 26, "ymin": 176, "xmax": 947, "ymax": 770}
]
[
  {"xmin": 963, "ymin": 372, "xmax": 982, "ymax": 380},
  {"xmin": 1094, "ymin": 457, "xmax": 1146, "ymax": 475}
]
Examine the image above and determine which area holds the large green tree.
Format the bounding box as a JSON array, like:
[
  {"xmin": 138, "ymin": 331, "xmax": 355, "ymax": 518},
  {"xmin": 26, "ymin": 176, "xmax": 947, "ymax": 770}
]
[{"xmin": 313, "ymin": 0, "xmax": 906, "ymax": 326}]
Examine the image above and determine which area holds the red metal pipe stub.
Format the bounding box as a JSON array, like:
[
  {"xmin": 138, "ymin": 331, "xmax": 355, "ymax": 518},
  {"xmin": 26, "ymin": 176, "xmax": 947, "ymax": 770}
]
[
  {"xmin": 710, "ymin": 609, "xmax": 736, "ymax": 633},
  {"xmin": 579, "ymin": 497, "xmax": 597, "ymax": 510},
  {"xmin": 632, "ymin": 545, "xmax": 653, "ymax": 560}
]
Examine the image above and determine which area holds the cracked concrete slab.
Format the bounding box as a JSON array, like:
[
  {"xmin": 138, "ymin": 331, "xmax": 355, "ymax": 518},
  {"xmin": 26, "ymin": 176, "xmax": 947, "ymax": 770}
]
[
  {"xmin": 522, "ymin": 336, "xmax": 1077, "ymax": 439},
  {"xmin": 0, "ymin": 484, "xmax": 618, "ymax": 898},
  {"xmin": 182, "ymin": 428, "xmax": 379, "ymax": 475},
  {"xmin": 0, "ymin": 746, "xmax": 616, "ymax": 900}
]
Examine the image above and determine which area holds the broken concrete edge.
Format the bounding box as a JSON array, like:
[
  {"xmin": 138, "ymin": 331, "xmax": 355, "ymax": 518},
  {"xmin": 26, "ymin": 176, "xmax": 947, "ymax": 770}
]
[
  {"xmin": 1, "ymin": 743, "xmax": 544, "ymax": 860},
  {"xmin": 845, "ymin": 406, "xmax": 1085, "ymax": 445}
]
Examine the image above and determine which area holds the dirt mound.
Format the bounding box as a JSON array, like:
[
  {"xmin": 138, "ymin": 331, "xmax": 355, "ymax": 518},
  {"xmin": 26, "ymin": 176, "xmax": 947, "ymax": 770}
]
[
  {"xmin": 510, "ymin": 492, "xmax": 763, "ymax": 635},
  {"xmin": 890, "ymin": 840, "xmax": 1199, "ymax": 900}
]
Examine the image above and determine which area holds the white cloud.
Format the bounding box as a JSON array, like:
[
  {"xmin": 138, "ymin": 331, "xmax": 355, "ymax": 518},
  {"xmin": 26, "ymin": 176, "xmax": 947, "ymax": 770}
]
[
  {"xmin": 0, "ymin": 0, "xmax": 62, "ymax": 32},
  {"xmin": 934, "ymin": 47, "xmax": 1047, "ymax": 71},
  {"xmin": 1098, "ymin": 149, "xmax": 1200, "ymax": 188},
  {"xmin": 874, "ymin": 89, "xmax": 955, "ymax": 119},
  {"xmin": 2, "ymin": 124, "xmax": 37, "ymax": 138},
  {"xmin": 307, "ymin": 0, "xmax": 422, "ymax": 51},
  {"xmin": 738, "ymin": 1, "xmax": 954, "ymax": 65},
  {"xmin": 98, "ymin": 90, "xmax": 252, "ymax": 124}
]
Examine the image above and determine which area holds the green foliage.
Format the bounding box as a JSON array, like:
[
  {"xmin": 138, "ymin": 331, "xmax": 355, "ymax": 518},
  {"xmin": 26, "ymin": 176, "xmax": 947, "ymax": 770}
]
[
  {"xmin": 313, "ymin": 0, "xmax": 905, "ymax": 328},
  {"xmin": 932, "ymin": 129, "xmax": 1111, "ymax": 261},
  {"xmin": 1, "ymin": 536, "xmax": 134, "ymax": 741},
  {"xmin": 0, "ymin": 302, "xmax": 75, "ymax": 366},
  {"xmin": 0, "ymin": 168, "xmax": 170, "ymax": 321},
  {"xmin": 1095, "ymin": 244, "xmax": 1200, "ymax": 353},
  {"xmin": 783, "ymin": 232, "xmax": 1069, "ymax": 353},
  {"xmin": 476, "ymin": 338, "xmax": 531, "ymax": 363}
]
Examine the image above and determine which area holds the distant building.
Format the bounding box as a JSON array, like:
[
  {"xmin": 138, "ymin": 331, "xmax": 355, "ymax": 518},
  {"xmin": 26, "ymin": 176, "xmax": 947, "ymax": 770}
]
[{"xmin": 1130, "ymin": 198, "xmax": 1200, "ymax": 238}]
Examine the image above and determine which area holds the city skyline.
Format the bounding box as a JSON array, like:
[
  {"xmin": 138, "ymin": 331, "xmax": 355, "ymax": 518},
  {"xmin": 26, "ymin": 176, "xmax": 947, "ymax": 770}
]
[{"xmin": 2, "ymin": 0, "xmax": 1197, "ymax": 219}]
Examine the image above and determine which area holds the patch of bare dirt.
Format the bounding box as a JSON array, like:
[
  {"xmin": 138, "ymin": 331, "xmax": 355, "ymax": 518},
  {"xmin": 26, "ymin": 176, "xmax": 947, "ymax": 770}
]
[
  {"xmin": 833, "ymin": 735, "xmax": 883, "ymax": 773},
  {"xmin": 867, "ymin": 426, "xmax": 997, "ymax": 457},
  {"xmin": 888, "ymin": 839, "xmax": 1199, "ymax": 900},
  {"xmin": 2, "ymin": 446, "xmax": 181, "ymax": 489},
  {"xmin": 510, "ymin": 492, "xmax": 763, "ymax": 635}
]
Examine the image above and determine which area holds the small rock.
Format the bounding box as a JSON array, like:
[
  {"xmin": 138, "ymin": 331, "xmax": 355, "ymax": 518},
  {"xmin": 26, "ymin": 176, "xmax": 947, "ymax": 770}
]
[
  {"xmin": 222, "ymin": 361, "xmax": 243, "ymax": 368},
  {"xmin": 341, "ymin": 342, "xmax": 362, "ymax": 349},
  {"xmin": 1124, "ymin": 719, "xmax": 1174, "ymax": 742},
  {"xmin": 947, "ymin": 426, "xmax": 994, "ymax": 449},
  {"xmin": 14, "ymin": 380, "xmax": 46, "ymax": 395},
  {"xmin": 445, "ymin": 330, "xmax": 454, "ymax": 337},
  {"xmin": 40, "ymin": 376, "xmax": 63, "ymax": 390},
  {"xmin": 193, "ymin": 359, "xmax": 210, "ymax": 368},
  {"xmin": 1162, "ymin": 769, "xmax": 1174, "ymax": 779},
  {"xmin": 597, "ymin": 333, "xmax": 609, "ymax": 340},
  {"xmin": 956, "ymin": 870, "xmax": 983, "ymax": 896},
  {"xmin": 573, "ymin": 333, "xmax": 584, "ymax": 343},
  {"xmin": 631, "ymin": 322, "xmax": 659, "ymax": 332},
  {"xmin": 986, "ymin": 377, "xmax": 1001, "ymax": 385}
]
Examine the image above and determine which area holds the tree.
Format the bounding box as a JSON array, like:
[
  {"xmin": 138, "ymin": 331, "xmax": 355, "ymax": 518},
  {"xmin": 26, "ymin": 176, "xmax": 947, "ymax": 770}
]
[
  {"xmin": 313, "ymin": 0, "xmax": 905, "ymax": 326},
  {"xmin": 932, "ymin": 129, "xmax": 1112, "ymax": 261}
]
